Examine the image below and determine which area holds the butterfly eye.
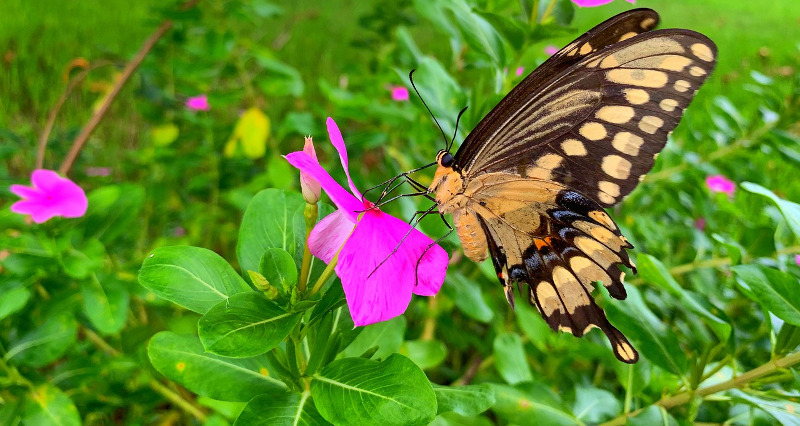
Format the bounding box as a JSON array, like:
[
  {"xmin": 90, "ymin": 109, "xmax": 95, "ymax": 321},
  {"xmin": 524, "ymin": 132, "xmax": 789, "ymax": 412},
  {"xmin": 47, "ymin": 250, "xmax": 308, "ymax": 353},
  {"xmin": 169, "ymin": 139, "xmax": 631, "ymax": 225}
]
[{"xmin": 440, "ymin": 152, "xmax": 454, "ymax": 168}]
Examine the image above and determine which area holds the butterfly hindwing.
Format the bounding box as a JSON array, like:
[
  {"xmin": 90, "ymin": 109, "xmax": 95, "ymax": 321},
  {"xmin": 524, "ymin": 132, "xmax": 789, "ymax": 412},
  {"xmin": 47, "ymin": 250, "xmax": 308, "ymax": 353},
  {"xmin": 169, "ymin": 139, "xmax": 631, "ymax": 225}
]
[
  {"xmin": 467, "ymin": 174, "xmax": 638, "ymax": 363},
  {"xmin": 456, "ymin": 30, "xmax": 717, "ymax": 207}
]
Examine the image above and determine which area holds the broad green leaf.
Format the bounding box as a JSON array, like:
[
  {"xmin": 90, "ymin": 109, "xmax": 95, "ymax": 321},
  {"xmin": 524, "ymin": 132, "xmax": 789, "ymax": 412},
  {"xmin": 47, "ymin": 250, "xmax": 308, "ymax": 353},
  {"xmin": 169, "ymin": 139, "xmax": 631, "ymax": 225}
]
[
  {"xmin": 604, "ymin": 286, "xmax": 688, "ymax": 376},
  {"xmin": 445, "ymin": 0, "xmax": 506, "ymax": 66},
  {"xmin": 731, "ymin": 389, "xmax": 800, "ymax": 425},
  {"xmin": 238, "ymin": 189, "xmax": 305, "ymax": 276},
  {"xmin": 638, "ymin": 254, "xmax": 731, "ymax": 341},
  {"xmin": 151, "ymin": 123, "xmax": 179, "ymax": 146},
  {"xmin": 491, "ymin": 383, "xmax": 576, "ymax": 425},
  {"xmin": 775, "ymin": 324, "xmax": 800, "ymax": 355},
  {"xmin": 198, "ymin": 292, "xmax": 301, "ymax": 357},
  {"xmin": 259, "ymin": 248, "xmax": 298, "ymax": 290},
  {"xmin": 342, "ymin": 316, "xmax": 405, "ymax": 360},
  {"xmin": 402, "ymin": 339, "xmax": 447, "ymax": 370},
  {"xmin": 493, "ymin": 332, "xmax": 532, "ymax": 384},
  {"xmin": 572, "ymin": 386, "xmax": 620, "ymax": 423},
  {"xmin": 308, "ymin": 283, "xmax": 346, "ymax": 326},
  {"xmin": 0, "ymin": 281, "xmax": 30, "ymax": 320},
  {"xmin": 311, "ymin": 354, "xmax": 437, "ymax": 426},
  {"xmin": 139, "ymin": 245, "xmax": 251, "ymax": 314},
  {"xmin": 742, "ymin": 182, "xmax": 800, "ymax": 240},
  {"xmin": 234, "ymin": 391, "xmax": 329, "ymax": 426},
  {"xmin": 81, "ymin": 273, "xmax": 129, "ymax": 335},
  {"xmin": 433, "ymin": 384, "xmax": 496, "ymax": 416},
  {"xmin": 733, "ymin": 264, "xmax": 800, "ymax": 326},
  {"xmin": 60, "ymin": 238, "xmax": 105, "ymax": 279},
  {"xmin": 148, "ymin": 331, "xmax": 286, "ymax": 402},
  {"xmin": 80, "ymin": 184, "xmax": 145, "ymax": 244},
  {"xmin": 628, "ymin": 405, "xmax": 679, "ymax": 426},
  {"xmin": 22, "ymin": 384, "xmax": 80, "ymax": 426},
  {"xmin": 431, "ymin": 412, "xmax": 494, "ymax": 426},
  {"xmin": 444, "ymin": 273, "xmax": 493, "ymax": 323},
  {"xmin": 224, "ymin": 107, "xmax": 270, "ymax": 159},
  {"xmin": 254, "ymin": 56, "xmax": 305, "ymax": 97},
  {"xmin": 474, "ymin": 11, "xmax": 525, "ymax": 50},
  {"xmin": 6, "ymin": 312, "xmax": 77, "ymax": 367}
]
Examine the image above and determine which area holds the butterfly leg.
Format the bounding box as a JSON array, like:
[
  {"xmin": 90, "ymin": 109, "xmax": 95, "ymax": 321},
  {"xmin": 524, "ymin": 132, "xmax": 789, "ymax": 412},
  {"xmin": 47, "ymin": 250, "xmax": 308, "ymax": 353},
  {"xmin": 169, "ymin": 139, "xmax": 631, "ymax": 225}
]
[
  {"xmin": 367, "ymin": 203, "xmax": 439, "ymax": 278},
  {"xmin": 412, "ymin": 214, "xmax": 454, "ymax": 288}
]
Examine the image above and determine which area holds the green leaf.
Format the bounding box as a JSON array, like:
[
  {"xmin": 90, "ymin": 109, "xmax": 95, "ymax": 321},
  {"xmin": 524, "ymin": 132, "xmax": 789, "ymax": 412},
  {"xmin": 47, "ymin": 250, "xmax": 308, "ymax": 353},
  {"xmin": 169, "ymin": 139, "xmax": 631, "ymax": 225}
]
[
  {"xmin": 22, "ymin": 384, "xmax": 81, "ymax": 426},
  {"xmin": 80, "ymin": 184, "xmax": 145, "ymax": 244},
  {"xmin": 731, "ymin": 389, "xmax": 800, "ymax": 425},
  {"xmin": 0, "ymin": 281, "xmax": 30, "ymax": 320},
  {"xmin": 198, "ymin": 292, "xmax": 301, "ymax": 357},
  {"xmin": 61, "ymin": 238, "xmax": 105, "ymax": 279},
  {"xmin": 80, "ymin": 273, "xmax": 129, "ymax": 335},
  {"xmin": 254, "ymin": 55, "xmax": 305, "ymax": 97},
  {"xmin": 628, "ymin": 405, "xmax": 679, "ymax": 426},
  {"xmin": 603, "ymin": 286, "xmax": 688, "ymax": 376},
  {"xmin": 447, "ymin": 1, "xmax": 507, "ymax": 66},
  {"xmin": 433, "ymin": 384, "xmax": 496, "ymax": 416},
  {"xmin": 775, "ymin": 323, "xmax": 800, "ymax": 355},
  {"xmin": 444, "ymin": 273, "xmax": 493, "ymax": 323},
  {"xmin": 572, "ymin": 386, "xmax": 620, "ymax": 423},
  {"xmin": 259, "ymin": 248, "xmax": 298, "ymax": 290},
  {"xmin": 234, "ymin": 391, "xmax": 330, "ymax": 426},
  {"xmin": 6, "ymin": 312, "xmax": 77, "ymax": 367},
  {"xmin": 742, "ymin": 182, "xmax": 800, "ymax": 240},
  {"xmin": 238, "ymin": 189, "xmax": 305, "ymax": 276},
  {"xmin": 493, "ymin": 332, "xmax": 532, "ymax": 384},
  {"xmin": 491, "ymin": 383, "xmax": 576, "ymax": 425},
  {"xmin": 733, "ymin": 264, "xmax": 800, "ymax": 326},
  {"xmin": 402, "ymin": 339, "xmax": 447, "ymax": 370},
  {"xmin": 311, "ymin": 354, "xmax": 437, "ymax": 426},
  {"xmin": 138, "ymin": 245, "xmax": 250, "ymax": 314},
  {"xmin": 342, "ymin": 316, "xmax": 405, "ymax": 360},
  {"xmin": 637, "ymin": 254, "xmax": 731, "ymax": 342},
  {"xmin": 147, "ymin": 331, "xmax": 286, "ymax": 402}
]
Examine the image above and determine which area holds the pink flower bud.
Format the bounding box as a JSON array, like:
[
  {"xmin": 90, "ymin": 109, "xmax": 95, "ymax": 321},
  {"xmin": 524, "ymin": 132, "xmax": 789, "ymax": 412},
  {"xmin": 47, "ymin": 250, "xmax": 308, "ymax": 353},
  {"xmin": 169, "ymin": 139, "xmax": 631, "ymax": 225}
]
[{"xmin": 300, "ymin": 136, "xmax": 322, "ymax": 203}]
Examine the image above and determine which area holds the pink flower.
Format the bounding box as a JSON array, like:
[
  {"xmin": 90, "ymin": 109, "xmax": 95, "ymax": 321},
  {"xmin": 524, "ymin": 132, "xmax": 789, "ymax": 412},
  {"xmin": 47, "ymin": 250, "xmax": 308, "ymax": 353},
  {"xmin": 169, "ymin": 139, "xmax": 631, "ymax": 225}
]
[
  {"xmin": 10, "ymin": 169, "xmax": 88, "ymax": 223},
  {"xmin": 185, "ymin": 95, "xmax": 210, "ymax": 111},
  {"xmin": 545, "ymin": 45, "xmax": 559, "ymax": 56},
  {"xmin": 795, "ymin": 254, "xmax": 800, "ymax": 267},
  {"xmin": 571, "ymin": 0, "xmax": 634, "ymax": 6},
  {"xmin": 300, "ymin": 136, "xmax": 322, "ymax": 204},
  {"xmin": 706, "ymin": 175, "xmax": 736, "ymax": 196},
  {"xmin": 85, "ymin": 167, "xmax": 111, "ymax": 177},
  {"xmin": 515, "ymin": 67, "xmax": 525, "ymax": 76},
  {"xmin": 694, "ymin": 218, "xmax": 706, "ymax": 231},
  {"xmin": 285, "ymin": 118, "xmax": 448, "ymax": 326},
  {"xmin": 390, "ymin": 86, "xmax": 409, "ymax": 102}
]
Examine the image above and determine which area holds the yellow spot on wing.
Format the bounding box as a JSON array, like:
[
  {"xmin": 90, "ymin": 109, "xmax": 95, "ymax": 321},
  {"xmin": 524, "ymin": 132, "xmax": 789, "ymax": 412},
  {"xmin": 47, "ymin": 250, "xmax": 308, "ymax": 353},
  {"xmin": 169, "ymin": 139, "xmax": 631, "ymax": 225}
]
[
  {"xmin": 607, "ymin": 69, "xmax": 668, "ymax": 88},
  {"xmin": 579, "ymin": 43, "xmax": 593, "ymax": 55},
  {"xmin": 674, "ymin": 79, "xmax": 691, "ymax": 92},
  {"xmin": 623, "ymin": 88, "xmax": 649, "ymax": 105},
  {"xmin": 638, "ymin": 116, "xmax": 664, "ymax": 134},
  {"xmin": 659, "ymin": 98, "xmax": 679, "ymax": 112},
  {"xmin": 598, "ymin": 181, "xmax": 621, "ymax": 197},
  {"xmin": 612, "ymin": 132, "xmax": 645, "ymax": 156},
  {"xmin": 658, "ymin": 55, "xmax": 693, "ymax": 71},
  {"xmin": 618, "ymin": 31, "xmax": 637, "ymax": 41},
  {"xmin": 598, "ymin": 192, "xmax": 615, "ymax": 204},
  {"xmin": 640, "ymin": 17, "xmax": 656, "ymax": 29},
  {"xmin": 690, "ymin": 43, "xmax": 714, "ymax": 62},
  {"xmin": 589, "ymin": 210, "xmax": 616, "ymax": 230},
  {"xmin": 561, "ymin": 139, "xmax": 587, "ymax": 156},
  {"xmin": 601, "ymin": 155, "xmax": 632, "ymax": 179},
  {"xmin": 600, "ymin": 55, "xmax": 619, "ymax": 68},
  {"xmin": 579, "ymin": 122, "xmax": 607, "ymax": 141},
  {"xmin": 616, "ymin": 341, "xmax": 637, "ymax": 361},
  {"xmin": 595, "ymin": 106, "xmax": 635, "ymax": 124},
  {"xmin": 689, "ymin": 66, "xmax": 707, "ymax": 76}
]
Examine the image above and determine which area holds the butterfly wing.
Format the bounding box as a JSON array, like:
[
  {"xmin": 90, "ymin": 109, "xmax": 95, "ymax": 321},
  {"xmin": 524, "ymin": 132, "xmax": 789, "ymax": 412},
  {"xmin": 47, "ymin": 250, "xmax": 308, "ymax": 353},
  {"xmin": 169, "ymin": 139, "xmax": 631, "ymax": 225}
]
[
  {"xmin": 455, "ymin": 29, "xmax": 717, "ymax": 207},
  {"xmin": 466, "ymin": 174, "xmax": 638, "ymax": 362}
]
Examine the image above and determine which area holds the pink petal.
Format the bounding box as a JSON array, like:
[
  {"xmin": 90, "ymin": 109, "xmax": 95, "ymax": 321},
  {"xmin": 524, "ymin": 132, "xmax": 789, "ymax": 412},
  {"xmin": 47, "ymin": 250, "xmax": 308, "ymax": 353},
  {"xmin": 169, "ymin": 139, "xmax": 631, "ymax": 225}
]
[
  {"xmin": 571, "ymin": 0, "xmax": 614, "ymax": 6},
  {"xmin": 30, "ymin": 169, "xmax": 64, "ymax": 192},
  {"xmin": 335, "ymin": 210, "xmax": 448, "ymax": 326},
  {"xmin": 186, "ymin": 95, "xmax": 210, "ymax": 111},
  {"xmin": 9, "ymin": 184, "xmax": 41, "ymax": 199},
  {"xmin": 9, "ymin": 169, "xmax": 88, "ymax": 223},
  {"xmin": 544, "ymin": 45, "xmax": 559, "ymax": 56},
  {"xmin": 308, "ymin": 210, "xmax": 355, "ymax": 263},
  {"xmin": 515, "ymin": 67, "xmax": 524, "ymax": 76},
  {"xmin": 284, "ymin": 152, "xmax": 362, "ymax": 220},
  {"xmin": 326, "ymin": 118, "xmax": 362, "ymax": 200},
  {"xmin": 706, "ymin": 175, "xmax": 736, "ymax": 196},
  {"xmin": 391, "ymin": 86, "xmax": 409, "ymax": 101}
]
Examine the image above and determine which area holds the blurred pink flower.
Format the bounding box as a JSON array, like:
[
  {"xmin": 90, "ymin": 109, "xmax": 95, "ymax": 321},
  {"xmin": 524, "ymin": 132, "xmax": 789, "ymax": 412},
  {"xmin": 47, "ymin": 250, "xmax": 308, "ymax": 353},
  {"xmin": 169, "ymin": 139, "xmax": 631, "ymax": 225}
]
[
  {"xmin": 545, "ymin": 45, "xmax": 559, "ymax": 56},
  {"xmin": 85, "ymin": 167, "xmax": 111, "ymax": 177},
  {"xmin": 300, "ymin": 136, "xmax": 321, "ymax": 204},
  {"xmin": 515, "ymin": 67, "xmax": 525, "ymax": 76},
  {"xmin": 173, "ymin": 227, "xmax": 186, "ymax": 237},
  {"xmin": 390, "ymin": 86, "xmax": 409, "ymax": 102},
  {"xmin": 795, "ymin": 254, "xmax": 800, "ymax": 267},
  {"xmin": 186, "ymin": 95, "xmax": 210, "ymax": 111},
  {"xmin": 285, "ymin": 118, "xmax": 448, "ymax": 326},
  {"xmin": 694, "ymin": 218, "xmax": 706, "ymax": 231},
  {"xmin": 706, "ymin": 175, "xmax": 736, "ymax": 196},
  {"xmin": 571, "ymin": 0, "xmax": 634, "ymax": 6},
  {"xmin": 10, "ymin": 169, "xmax": 88, "ymax": 223}
]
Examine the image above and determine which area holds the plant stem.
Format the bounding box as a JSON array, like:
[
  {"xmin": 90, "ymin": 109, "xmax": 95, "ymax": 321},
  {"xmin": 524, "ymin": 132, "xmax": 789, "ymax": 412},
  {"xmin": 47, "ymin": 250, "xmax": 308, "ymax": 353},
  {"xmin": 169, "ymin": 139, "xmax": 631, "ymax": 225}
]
[
  {"xmin": 298, "ymin": 203, "xmax": 318, "ymax": 293},
  {"xmin": 58, "ymin": 21, "xmax": 173, "ymax": 175},
  {"xmin": 309, "ymin": 254, "xmax": 338, "ymax": 297},
  {"xmin": 601, "ymin": 351, "xmax": 800, "ymax": 426}
]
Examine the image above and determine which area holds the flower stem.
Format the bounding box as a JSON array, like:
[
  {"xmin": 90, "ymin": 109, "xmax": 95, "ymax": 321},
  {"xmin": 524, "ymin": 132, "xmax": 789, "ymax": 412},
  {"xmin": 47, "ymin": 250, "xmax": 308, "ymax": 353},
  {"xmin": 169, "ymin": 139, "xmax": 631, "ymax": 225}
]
[
  {"xmin": 298, "ymin": 202, "xmax": 318, "ymax": 293},
  {"xmin": 600, "ymin": 351, "xmax": 800, "ymax": 426},
  {"xmin": 309, "ymin": 254, "xmax": 338, "ymax": 297}
]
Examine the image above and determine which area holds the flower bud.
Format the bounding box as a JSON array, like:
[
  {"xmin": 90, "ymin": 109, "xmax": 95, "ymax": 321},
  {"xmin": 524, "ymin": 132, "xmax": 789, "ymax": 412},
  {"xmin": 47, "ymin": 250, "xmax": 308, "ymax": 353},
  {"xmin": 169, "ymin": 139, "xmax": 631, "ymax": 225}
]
[{"xmin": 300, "ymin": 136, "xmax": 322, "ymax": 204}]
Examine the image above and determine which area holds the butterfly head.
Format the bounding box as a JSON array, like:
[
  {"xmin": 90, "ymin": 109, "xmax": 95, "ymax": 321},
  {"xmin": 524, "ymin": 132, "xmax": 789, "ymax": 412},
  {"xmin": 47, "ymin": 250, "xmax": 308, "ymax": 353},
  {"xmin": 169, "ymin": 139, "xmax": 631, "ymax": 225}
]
[{"xmin": 435, "ymin": 150, "xmax": 455, "ymax": 168}]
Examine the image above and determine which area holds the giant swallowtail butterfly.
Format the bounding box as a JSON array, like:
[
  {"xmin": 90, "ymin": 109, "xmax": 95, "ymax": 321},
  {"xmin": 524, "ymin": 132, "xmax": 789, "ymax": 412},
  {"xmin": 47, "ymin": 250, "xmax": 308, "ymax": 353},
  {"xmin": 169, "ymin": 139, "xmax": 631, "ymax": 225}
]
[{"xmin": 427, "ymin": 8, "xmax": 716, "ymax": 363}]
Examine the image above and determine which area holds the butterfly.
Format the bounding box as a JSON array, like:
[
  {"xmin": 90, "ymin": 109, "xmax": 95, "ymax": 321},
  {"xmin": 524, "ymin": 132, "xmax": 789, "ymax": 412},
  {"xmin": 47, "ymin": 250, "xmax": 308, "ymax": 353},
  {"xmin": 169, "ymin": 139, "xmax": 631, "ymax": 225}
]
[{"xmin": 426, "ymin": 8, "xmax": 717, "ymax": 363}]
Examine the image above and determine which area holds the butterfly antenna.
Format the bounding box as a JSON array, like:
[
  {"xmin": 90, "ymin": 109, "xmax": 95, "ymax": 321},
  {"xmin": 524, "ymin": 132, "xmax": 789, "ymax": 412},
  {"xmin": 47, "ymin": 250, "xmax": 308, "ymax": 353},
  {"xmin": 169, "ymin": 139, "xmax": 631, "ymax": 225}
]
[
  {"xmin": 448, "ymin": 106, "xmax": 468, "ymax": 152},
  {"xmin": 409, "ymin": 69, "xmax": 449, "ymax": 149}
]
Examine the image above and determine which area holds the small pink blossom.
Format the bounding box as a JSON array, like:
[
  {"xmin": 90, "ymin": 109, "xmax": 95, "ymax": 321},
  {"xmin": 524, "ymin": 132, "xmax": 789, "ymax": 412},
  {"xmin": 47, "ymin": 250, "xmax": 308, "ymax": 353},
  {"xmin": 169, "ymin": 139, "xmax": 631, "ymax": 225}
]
[
  {"xmin": 85, "ymin": 167, "xmax": 111, "ymax": 177},
  {"xmin": 10, "ymin": 169, "xmax": 88, "ymax": 223},
  {"xmin": 173, "ymin": 227, "xmax": 186, "ymax": 237},
  {"xmin": 285, "ymin": 118, "xmax": 448, "ymax": 326},
  {"xmin": 795, "ymin": 254, "xmax": 800, "ymax": 267},
  {"xmin": 185, "ymin": 95, "xmax": 210, "ymax": 111},
  {"xmin": 571, "ymin": 0, "xmax": 634, "ymax": 6},
  {"xmin": 694, "ymin": 218, "xmax": 706, "ymax": 231},
  {"xmin": 706, "ymin": 175, "xmax": 736, "ymax": 196},
  {"xmin": 545, "ymin": 45, "xmax": 559, "ymax": 56},
  {"xmin": 515, "ymin": 67, "xmax": 525, "ymax": 76},
  {"xmin": 300, "ymin": 136, "xmax": 322, "ymax": 204},
  {"xmin": 390, "ymin": 86, "xmax": 409, "ymax": 102}
]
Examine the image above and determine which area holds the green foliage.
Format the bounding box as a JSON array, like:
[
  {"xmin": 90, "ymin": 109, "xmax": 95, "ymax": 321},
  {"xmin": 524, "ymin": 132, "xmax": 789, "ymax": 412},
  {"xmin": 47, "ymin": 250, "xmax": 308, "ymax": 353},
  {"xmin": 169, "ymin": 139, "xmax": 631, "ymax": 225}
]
[{"xmin": 3, "ymin": 0, "xmax": 800, "ymax": 424}]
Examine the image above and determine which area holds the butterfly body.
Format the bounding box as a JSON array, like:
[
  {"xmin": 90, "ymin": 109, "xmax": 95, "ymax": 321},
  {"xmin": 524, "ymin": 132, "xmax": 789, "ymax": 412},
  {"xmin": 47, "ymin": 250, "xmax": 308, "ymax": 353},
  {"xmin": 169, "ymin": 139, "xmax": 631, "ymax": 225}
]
[{"xmin": 427, "ymin": 8, "xmax": 717, "ymax": 363}]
